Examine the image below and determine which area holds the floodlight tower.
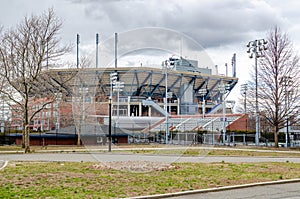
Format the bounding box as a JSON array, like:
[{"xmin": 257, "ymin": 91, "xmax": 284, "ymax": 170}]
[{"xmin": 247, "ymin": 39, "xmax": 268, "ymax": 146}]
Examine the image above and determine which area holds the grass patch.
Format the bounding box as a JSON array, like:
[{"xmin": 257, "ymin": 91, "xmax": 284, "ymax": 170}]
[
  {"xmin": 0, "ymin": 161, "xmax": 300, "ymax": 198},
  {"xmin": 2, "ymin": 144, "xmax": 300, "ymax": 158},
  {"xmin": 125, "ymin": 148, "xmax": 300, "ymax": 158}
]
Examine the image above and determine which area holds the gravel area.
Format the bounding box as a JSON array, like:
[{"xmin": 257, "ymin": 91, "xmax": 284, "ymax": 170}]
[{"xmin": 91, "ymin": 161, "xmax": 178, "ymax": 172}]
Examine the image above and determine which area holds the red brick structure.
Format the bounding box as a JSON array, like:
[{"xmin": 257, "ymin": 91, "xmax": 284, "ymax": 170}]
[{"xmin": 227, "ymin": 114, "xmax": 249, "ymax": 132}]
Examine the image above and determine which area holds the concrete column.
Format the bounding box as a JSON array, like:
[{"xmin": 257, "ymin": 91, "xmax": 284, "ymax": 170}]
[
  {"xmin": 177, "ymin": 98, "xmax": 180, "ymax": 115},
  {"xmin": 139, "ymin": 102, "xmax": 142, "ymax": 116},
  {"xmin": 127, "ymin": 96, "xmax": 130, "ymax": 117}
]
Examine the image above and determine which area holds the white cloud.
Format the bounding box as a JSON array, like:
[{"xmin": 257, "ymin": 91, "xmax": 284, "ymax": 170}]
[
  {"xmin": 1, "ymin": 0, "xmax": 300, "ymax": 101},
  {"xmin": 70, "ymin": 0, "xmax": 282, "ymax": 48}
]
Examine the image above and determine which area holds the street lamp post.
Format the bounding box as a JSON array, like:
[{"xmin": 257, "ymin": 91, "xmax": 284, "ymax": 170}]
[
  {"xmin": 247, "ymin": 39, "xmax": 268, "ymax": 146},
  {"xmin": 108, "ymin": 97, "xmax": 112, "ymax": 152},
  {"xmin": 113, "ymin": 81, "xmax": 124, "ymax": 128},
  {"xmin": 109, "ymin": 72, "xmax": 118, "ymax": 152},
  {"xmin": 240, "ymin": 83, "xmax": 248, "ymax": 114},
  {"xmin": 219, "ymin": 82, "xmax": 230, "ymax": 143},
  {"xmin": 198, "ymin": 88, "xmax": 207, "ymax": 118}
]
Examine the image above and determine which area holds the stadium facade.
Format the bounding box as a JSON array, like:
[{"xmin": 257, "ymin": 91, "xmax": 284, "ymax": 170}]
[{"xmin": 9, "ymin": 57, "xmax": 248, "ymax": 145}]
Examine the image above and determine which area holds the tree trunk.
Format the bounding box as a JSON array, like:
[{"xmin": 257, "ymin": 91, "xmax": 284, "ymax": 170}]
[
  {"xmin": 77, "ymin": 124, "xmax": 81, "ymax": 146},
  {"xmin": 24, "ymin": 124, "xmax": 31, "ymax": 153},
  {"xmin": 274, "ymin": 126, "xmax": 279, "ymax": 148},
  {"xmin": 21, "ymin": 130, "xmax": 25, "ymax": 148},
  {"xmin": 77, "ymin": 131, "xmax": 81, "ymax": 146}
]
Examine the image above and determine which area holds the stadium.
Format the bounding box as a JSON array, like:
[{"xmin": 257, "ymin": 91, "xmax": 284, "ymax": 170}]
[
  {"xmin": 8, "ymin": 55, "xmax": 248, "ymax": 146},
  {"xmin": 5, "ymin": 27, "xmax": 250, "ymax": 146}
]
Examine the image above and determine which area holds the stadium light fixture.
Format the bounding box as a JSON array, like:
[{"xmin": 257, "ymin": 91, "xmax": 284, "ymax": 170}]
[{"xmin": 246, "ymin": 39, "xmax": 268, "ymax": 146}]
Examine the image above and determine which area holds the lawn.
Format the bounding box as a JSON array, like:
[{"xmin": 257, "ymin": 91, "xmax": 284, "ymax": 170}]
[
  {"xmin": 1, "ymin": 161, "xmax": 300, "ymax": 198},
  {"xmin": 2, "ymin": 145, "xmax": 300, "ymax": 158}
]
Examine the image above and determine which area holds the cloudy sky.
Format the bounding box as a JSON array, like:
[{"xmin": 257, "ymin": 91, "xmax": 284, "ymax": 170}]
[{"xmin": 1, "ymin": 0, "xmax": 300, "ymax": 99}]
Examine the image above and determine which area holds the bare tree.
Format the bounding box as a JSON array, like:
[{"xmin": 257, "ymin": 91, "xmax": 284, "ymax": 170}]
[
  {"xmin": 256, "ymin": 26, "xmax": 300, "ymax": 147},
  {"xmin": 0, "ymin": 8, "xmax": 71, "ymax": 152}
]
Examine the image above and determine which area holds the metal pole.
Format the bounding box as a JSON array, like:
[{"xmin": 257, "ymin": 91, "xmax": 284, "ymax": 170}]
[
  {"xmin": 108, "ymin": 97, "xmax": 112, "ymax": 152},
  {"xmin": 199, "ymin": 88, "xmax": 207, "ymax": 118},
  {"xmin": 115, "ymin": 33, "xmax": 118, "ymax": 69},
  {"xmin": 284, "ymin": 77, "xmax": 288, "ymax": 148},
  {"xmin": 117, "ymin": 83, "xmax": 120, "ymax": 128},
  {"xmin": 241, "ymin": 83, "xmax": 248, "ymax": 114},
  {"xmin": 96, "ymin": 33, "xmax": 99, "ymax": 68},
  {"xmin": 1, "ymin": 98, "xmax": 4, "ymax": 134},
  {"xmin": 247, "ymin": 39, "xmax": 268, "ymax": 146},
  {"xmin": 202, "ymin": 96, "xmax": 205, "ymax": 118},
  {"xmin": 76, "ymin": 34, "xmax": 80, "ymax": 69},
  {"xmin": 244, "ymin": 88, "xmax": 247, "ymax": 113},
  {"xmin": 255, "ymin": 49, "xmax": 259, "ymax": 146},
  {"xmin": 165, "ymin": 70, "xmax": 169, "ymax": 144},
  {"xmin": 222, "ymin": 89, "xmax": 226, "ymax": 143}
]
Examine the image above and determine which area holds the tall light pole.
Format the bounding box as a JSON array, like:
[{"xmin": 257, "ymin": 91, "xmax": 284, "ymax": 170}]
[
  {"xmin": 76, "ymin": 34, "xmax": 80, "ymax": 69},
  {"xmin": 247, "ymin": 39, "xmax": 268, "ymax": 146},
  {"xmin": 162, "ymin": 60, "xmax": 172, "ymax": 144},
  {"xmin": 96, "ymin": 33, "xmax": 99, "ymax": 69},
  {"xmin": 115, "ymin": 33, "xmax": 118, "ymax": 69}
]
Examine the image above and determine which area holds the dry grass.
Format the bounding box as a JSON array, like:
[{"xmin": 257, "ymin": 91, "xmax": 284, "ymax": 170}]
[{"xmin": 1, "ymin": 161, "xmax": 300, "ymax": 198}]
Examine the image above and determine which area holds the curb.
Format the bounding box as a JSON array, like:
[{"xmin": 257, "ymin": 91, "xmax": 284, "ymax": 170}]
[{"xmin": 126, "ymin": 178, "xmax": 300, "ymax": 199}]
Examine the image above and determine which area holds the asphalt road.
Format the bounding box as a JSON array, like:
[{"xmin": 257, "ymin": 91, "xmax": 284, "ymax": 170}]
[
  {"xmin": 0, "ymin": 153, "xmax": 300, "ymax": 163},
  {"xmin": 1, "ymin": 153, "xmax": 300, "ymax": 163},
  {"xmin": 166, "ymin": 182, "xmax": 300, "ymax": 199}
]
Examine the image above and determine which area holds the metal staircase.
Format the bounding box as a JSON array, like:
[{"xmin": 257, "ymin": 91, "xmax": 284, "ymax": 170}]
[{"xmin": 142, "ymin": 99, "xmax": 170, "ymax": 116}]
